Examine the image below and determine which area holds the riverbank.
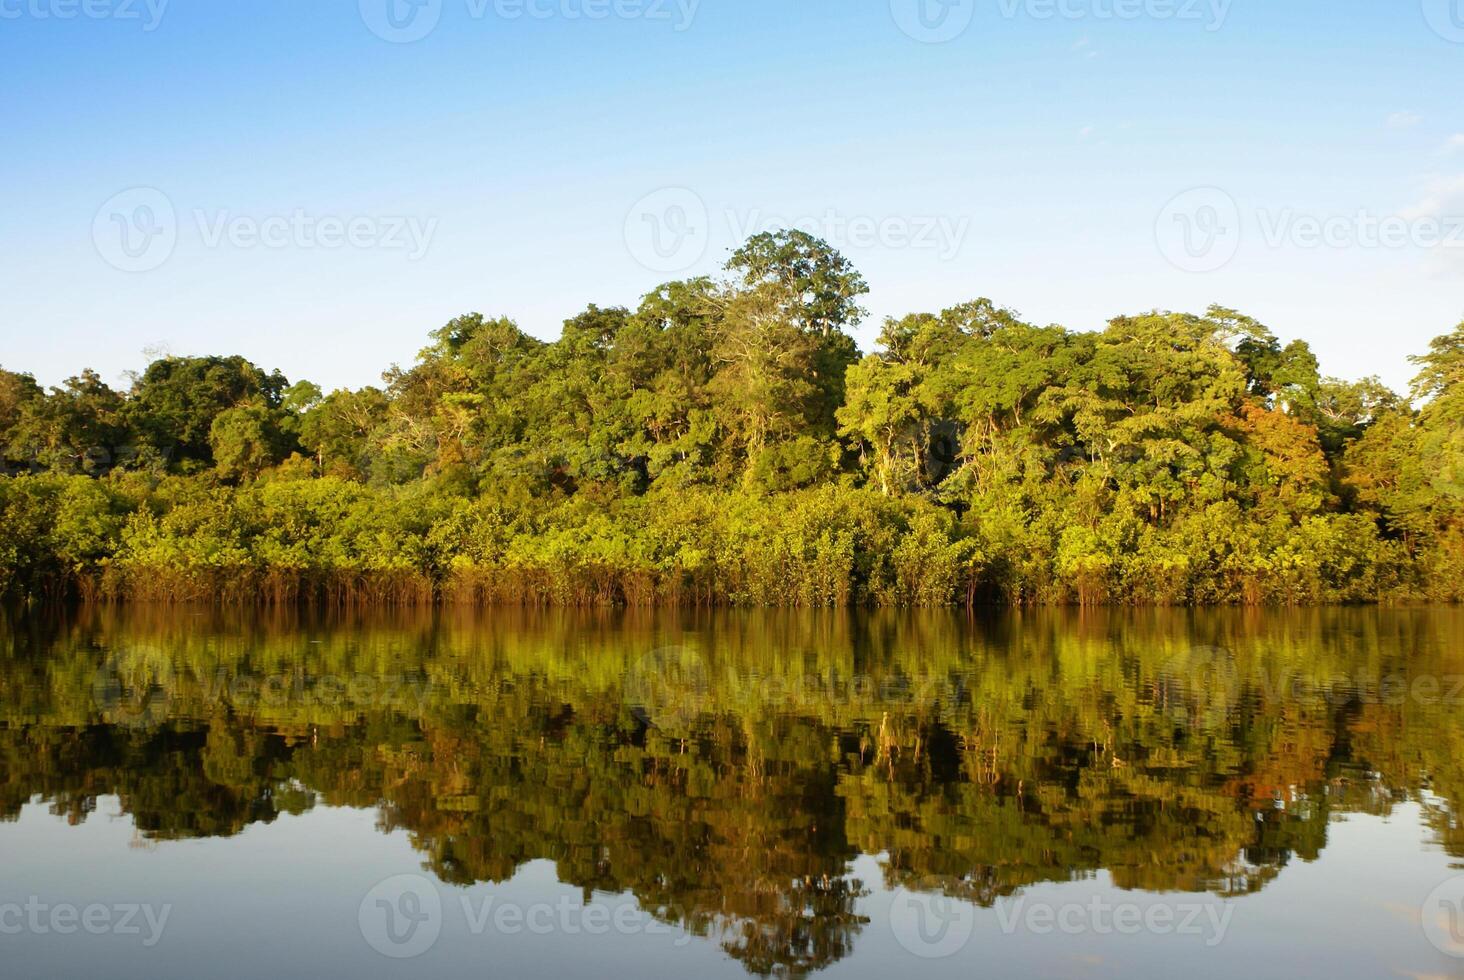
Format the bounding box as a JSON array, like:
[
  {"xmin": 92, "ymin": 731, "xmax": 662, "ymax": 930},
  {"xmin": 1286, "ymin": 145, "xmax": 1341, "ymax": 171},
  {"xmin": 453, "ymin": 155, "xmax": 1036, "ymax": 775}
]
[{"xmin": 4, "ymin": 475, "xmax": 1458, "ymax": 607}]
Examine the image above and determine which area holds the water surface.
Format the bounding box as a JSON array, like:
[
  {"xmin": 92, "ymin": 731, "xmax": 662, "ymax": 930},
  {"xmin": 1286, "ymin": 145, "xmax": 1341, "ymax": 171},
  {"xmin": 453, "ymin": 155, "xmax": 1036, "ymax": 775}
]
[{"xmin": 3, "ymin": 607, "xmax": 1464, "ymax": 978}]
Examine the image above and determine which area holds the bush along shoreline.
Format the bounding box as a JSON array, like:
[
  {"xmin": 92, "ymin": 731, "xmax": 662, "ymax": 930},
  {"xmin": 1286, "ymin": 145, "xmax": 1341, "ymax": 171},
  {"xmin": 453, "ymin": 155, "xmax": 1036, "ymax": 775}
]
[{"xmin": 2, "ymin": 231, "xmax": 1461, "ymax": 607}]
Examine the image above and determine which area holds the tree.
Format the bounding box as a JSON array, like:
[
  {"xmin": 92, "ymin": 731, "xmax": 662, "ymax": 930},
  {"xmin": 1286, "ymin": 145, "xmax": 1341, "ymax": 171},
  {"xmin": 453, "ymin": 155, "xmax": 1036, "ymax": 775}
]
[
  {"xmin": 708, "ymin": 283, "xmax": 830, "ymax": 479},
  {"xmin": 127, "ymin": 356, "xmax": 290, "ymax": 468},
  {"xmin": 209, "ymin": 404, "xmax": 290, "ymax": 481},
  {"xmin": 1411, "ymin": 321, "xmax": 1464, "ymax": 407},
  {"xmin": 837, "ymin": 355, "xmax": 927, "ymax": 495},
  {"xmin": 1342, "ymin": 322, "xmax": 1464, "ymax": 552},
  {"xmin": 299, "ymin": 387, "xmax": 391, "ymax": 480},
  {"xmin": 0, "ymin": 368, "xmax": 46, "ymax": 468},
  {"xmin": 726, "ymin": 230, "xmax": 868, "ymax": 337}
]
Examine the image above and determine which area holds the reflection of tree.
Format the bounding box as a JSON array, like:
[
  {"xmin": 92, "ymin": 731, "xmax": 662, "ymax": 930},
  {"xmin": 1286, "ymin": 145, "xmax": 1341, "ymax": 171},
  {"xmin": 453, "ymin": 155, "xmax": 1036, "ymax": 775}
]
[
  {"xmin": 0, "ymin": 722, "xmax": 308, "ymax": 838},
  {"xmin": 371, "ymin": 714, "xmax": 868, "ymax": 977},
  {"xmin": 3, "ymin": 605, "xmax": 1464, "ymax": 974}
]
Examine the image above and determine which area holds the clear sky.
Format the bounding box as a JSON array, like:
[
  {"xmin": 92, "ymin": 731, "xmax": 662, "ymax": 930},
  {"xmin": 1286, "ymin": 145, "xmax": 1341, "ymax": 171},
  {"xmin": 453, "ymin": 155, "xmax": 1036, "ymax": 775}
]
[{"xmin": 2, "ymin": 0, "xmax": 1462, "ymax": 395}]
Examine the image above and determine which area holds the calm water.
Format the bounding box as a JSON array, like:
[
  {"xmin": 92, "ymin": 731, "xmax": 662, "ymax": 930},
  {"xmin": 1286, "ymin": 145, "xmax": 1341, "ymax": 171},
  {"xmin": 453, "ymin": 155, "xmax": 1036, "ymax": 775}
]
[{"xmin": 4, "ymin": 607, "xmax": 1464, "ymax": 978}]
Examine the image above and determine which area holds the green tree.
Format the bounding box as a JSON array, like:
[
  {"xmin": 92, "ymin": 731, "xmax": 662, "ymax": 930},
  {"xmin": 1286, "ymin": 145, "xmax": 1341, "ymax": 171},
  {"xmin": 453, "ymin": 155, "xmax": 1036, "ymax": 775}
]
[
  {"xmin": 127, "ymin": 356, "xmax": 290, "ymax": 468},
  {"xmin": 210, "ymin": 404, "xmax": 290, "ymax": 481}
]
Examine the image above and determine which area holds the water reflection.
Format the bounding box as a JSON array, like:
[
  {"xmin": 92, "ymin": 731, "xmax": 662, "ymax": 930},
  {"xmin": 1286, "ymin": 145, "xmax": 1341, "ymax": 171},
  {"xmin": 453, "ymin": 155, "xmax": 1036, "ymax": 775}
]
[{"xmin": 3, "ymin": 606, "xmax": 1464, "ymax": 975}]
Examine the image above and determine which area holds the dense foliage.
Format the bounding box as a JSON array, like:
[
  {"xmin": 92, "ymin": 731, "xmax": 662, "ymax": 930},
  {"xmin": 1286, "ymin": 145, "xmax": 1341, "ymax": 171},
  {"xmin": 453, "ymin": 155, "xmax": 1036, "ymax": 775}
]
[{"xmin": 2, "ymin": 231, "xmax": 1460, "ymax": 605}]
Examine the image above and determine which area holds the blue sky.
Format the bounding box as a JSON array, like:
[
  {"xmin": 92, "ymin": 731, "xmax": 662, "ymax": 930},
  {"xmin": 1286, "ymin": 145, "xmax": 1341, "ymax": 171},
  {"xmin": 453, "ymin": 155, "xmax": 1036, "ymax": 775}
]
[{"xmin": 2, "ymin": 0, "xmax": 1462, "ymax": 394}]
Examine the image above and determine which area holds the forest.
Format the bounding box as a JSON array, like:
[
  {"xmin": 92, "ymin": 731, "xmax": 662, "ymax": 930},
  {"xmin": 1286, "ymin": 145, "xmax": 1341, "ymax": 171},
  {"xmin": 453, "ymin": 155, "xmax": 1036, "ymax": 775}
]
[{"xmin": 1, "ymin": 230, "xmax": 1461, "ymax": 606}]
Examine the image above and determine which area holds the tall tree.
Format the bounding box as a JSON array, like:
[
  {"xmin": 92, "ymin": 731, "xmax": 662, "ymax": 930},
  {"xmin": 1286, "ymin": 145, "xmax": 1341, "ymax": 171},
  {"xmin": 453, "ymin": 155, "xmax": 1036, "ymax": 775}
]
[{"xmin": 127, "ymin": 356, "xmax": 289, "ymax": 468}]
